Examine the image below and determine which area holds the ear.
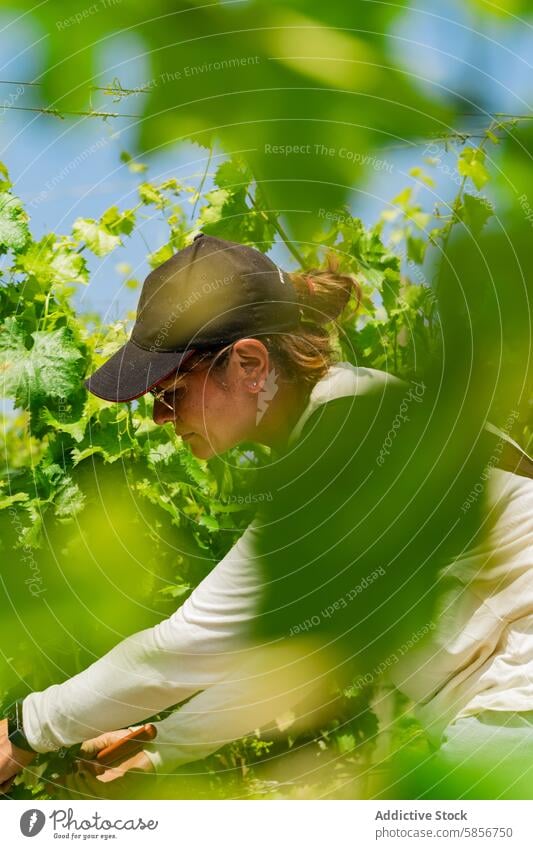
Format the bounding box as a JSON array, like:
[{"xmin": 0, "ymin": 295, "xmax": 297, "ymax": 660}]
[{"xmin": 231, "ymin": 338, "xmax": 270, "ymax": 393}]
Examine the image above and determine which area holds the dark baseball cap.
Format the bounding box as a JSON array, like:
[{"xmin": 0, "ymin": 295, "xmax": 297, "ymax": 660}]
[{"xmin": 85, "ymin": 233, "xmax": 301, "ymax": 402}]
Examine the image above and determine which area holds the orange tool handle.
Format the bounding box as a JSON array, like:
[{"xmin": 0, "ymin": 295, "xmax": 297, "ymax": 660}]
[{"xmin": 96, "ymin": 723, "xmax": 157, "ymax": 766}]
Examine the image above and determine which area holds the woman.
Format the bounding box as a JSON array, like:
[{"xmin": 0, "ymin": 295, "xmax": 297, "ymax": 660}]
[{"xmin": 1, "ymin": 234, "xmax": 532, "ymax": 793}]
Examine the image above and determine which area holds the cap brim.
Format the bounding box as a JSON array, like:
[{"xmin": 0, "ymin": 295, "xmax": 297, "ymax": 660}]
[{"xmin": 84, "ymin": 339, "xmax": 196, "ymax": 402}]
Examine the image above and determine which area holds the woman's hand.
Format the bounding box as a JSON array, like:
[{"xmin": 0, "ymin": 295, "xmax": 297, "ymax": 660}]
[
  {"xmin": 78, "ymin": 728, "xmax": 155, "ymax": 784},
  {"xmin": 0, "ymin": 718, "xmax": 36, "ymax": 794},
  {"xmin": 48, "ymin": 728, "xmax": 155, "ymax": 799}
]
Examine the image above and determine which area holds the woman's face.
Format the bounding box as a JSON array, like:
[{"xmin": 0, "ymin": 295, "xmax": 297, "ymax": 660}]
[{"xmin": 151, "ymin": 340, "xmax": 270, "ymax": 459}]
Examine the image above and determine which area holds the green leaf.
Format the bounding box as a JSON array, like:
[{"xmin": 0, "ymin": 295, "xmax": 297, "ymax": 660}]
[
  {"xmin": 197, "ymin": 188, "xmax": 230, "ymax": 228},
  {"xmin": 15, "ymin": 235, "xmax": 89, "ymax": 286},
  {"xmin": 148, "ymin": 243, "xmax": 174, "ymax": 268},
  {"xmin": 147, "ymin": 441, "xmax": 176, "ymax": 466},
  {"xmin": 335, "ymin": 733, "xmax": 356, "ymax": 754},
  {"xmin": 40, "ymin": 407, "xmax": 88, "ymax": 443},
  {"xmin": 0, "ymin": 491, "xmax": 29, "ymax": 510},
  {"xmin": 459, "ymin": 193, "xmax": 494, "ymax": 234},
  {"xmin": 0, "ymin": 191, "xmax": 30, "ymax": 254},
  {"xmin": 0, "ymin": 161, "xmax": 12, "ymax": 192},
  {"xmin": 120, "ymin": 150, "xmax": 148, "ymax": 173},
  {"xmin": 198, "ymin": 513, "xmax": 220, "ymax": 532},
  {"xmin": 214, "ymin": 158, "xmax": 250, "ymax": 190},
  {"xmin": 0, "ymin": 319, "xmax": 84, "ymax": 408},
  {"xmin": 409, "ymin": 166, "xmax": 435, "ymax": 188},
  {"xmin": 406, "ymin": 234, "xmax": 427, "ymax": 265},
  {"xmin": 159, "ymin": 178, "xmax": 181, "ymax": 195},
  {"xmin": 72, "ymin": 218, "xmax": 121, "ymax": 256},
  {"xmin": 392, "ymin": 187, "xmax": 413, "ymax": 207},
  {"xmin": 159, "ymin": 582, "xmax": 192, "ymax": 599},
  {"xmin": 101, "ymin": 205, "xmax": 136, "ymax": 236},
  {"xmin": 178, "ymin": 445, "xmax": 210, "ymax": 491},
  {"xmin": 458, "ymin": 147, "xmax": 490, "ymax": 190},
  {"xmin": 381, "ymin": 268, "xmax": 400, "ymax": 315},
  {"xmin": 138, "ymin": 182, "xmax": 165, "ymax": 207},
  {"xmin": 71, "ymin": 408, "xmax": 136, "ymax": 464},
  {"xmin": 54, "ymin": 479, "xmax": 86, "ymax": 518},
  {"xmin": 72, "ymin": 206, "xmax": 136, "ymax": 256},
  {"xmin": 410, "ymin": 210, "xmax": 431, "ymax": 230}
]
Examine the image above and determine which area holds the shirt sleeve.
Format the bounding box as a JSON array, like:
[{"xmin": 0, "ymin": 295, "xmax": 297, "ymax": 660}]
[
  {"xmin": 142, "ymin": 640, "xmax": 328, "ymax": 773},
  {"xmin": 22, "ymin": 519, "xmax": 266, "ymax": 753}
]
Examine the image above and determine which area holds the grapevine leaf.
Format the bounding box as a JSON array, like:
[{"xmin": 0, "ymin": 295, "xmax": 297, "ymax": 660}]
[
  {"xmin": 0, "ymin": 191, "xmax": 30, "ymax": 254},
  {"xmin": 15, "ymin": 235, "xmax": 89, "ymax": 286},
  {"xmin": 0, "ymin": 491, "xmax": 29, "ymax": 510},
  {"xmin": 147, "ymin": 441, "xmax": 176, "ymax": 466},
  {"xmin": 381, "ymin": 268, "xmax": 401, "ymax": 315},
  {"xmin": 0, "ymin": 160, "xmax": 12, "ymax": 192},
  {"xmin": 159, "ymin": 178, "xmax": 181, "ymax": 195},
  {"xmin": 409, "ymin": 166, "xmax": 435, "ymax": 188},
  {"xmin": 196, "ymin": 188, "xmax": 230, "ymax": 228},
  {"xmin": 71, "ymin": 408, "xmax": 136, "ymax": 464},
  {"xmin": 0, "ymin": 319, "xmax": 84, "ymax": 408},
  {"xmin": 158, "ymin": 582, "xmax": 192, "ymax": 599},
  {"xmin": 198, "ymin": 513, "xmax": 220, "ymax": 531},
  {"xmin": 72, "ymin": 218, "xmax": 121, "ymax": 256},
  {"xmin": 54, "ymin": 479, "xmax": 86, "ymax": 518},
  {"xmin": 120, "ymin": 150, "xmax": 148, "ymax": 173},
  {"xmin": 100, "ymin": 205, "xmax": 136, "ymax": 236},
  {"xmin": 406, "ymin": 234, "xmax": 427, "ymax": 265},
  {"xmin": 177, "ymin": 445, "xmax": 210, "ymax": 491},
  {"xmin": 214, "ymin": 159, "xmax": 250, "ymax": 190},
  {"xmin": 459, "ymin": 193, "xmax": 494, "ymax": 234},
  {"xmin": 148, "ymin": 243, "xmax": 174, "ymax": 268},
  {"xmin": 40, "ymin": 407, "xmax": 88, "ymax": 443},
  {"xmin": 138, "ymin": 182, "xmax": 165, "ymax": 207},
  {"xmin": 458, "ymin": 148, "xmax": 490, "ymax": 191}
]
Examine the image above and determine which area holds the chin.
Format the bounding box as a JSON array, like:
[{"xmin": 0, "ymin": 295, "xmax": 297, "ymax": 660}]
[
  {"xmin": 191, "ymin": 445, "xmax": 215, "ymax": 460},
  {"xmin": 185, "ymin": 435, "xmax": 216, "ymax": 460}
]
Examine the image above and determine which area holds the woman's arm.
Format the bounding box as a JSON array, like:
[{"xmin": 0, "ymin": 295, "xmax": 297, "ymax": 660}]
[
  {"xmin": 22, "ymin": 519, "xmax": 265, "ymax": 752},
  {"xmin": 142, "ymin": 639, "xmax": 330, "ymax": 773}
]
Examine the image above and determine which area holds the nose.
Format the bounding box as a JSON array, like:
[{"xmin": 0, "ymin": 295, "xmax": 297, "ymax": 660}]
[{"xmin": 152, "ymin": 398, "xmax": 176, "ymax": 426}]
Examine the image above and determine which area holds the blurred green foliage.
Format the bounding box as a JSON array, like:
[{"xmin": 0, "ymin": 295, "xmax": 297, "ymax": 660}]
[
  {"xmin": 0, "ymin": 0, "xmax": 459, "ymax": 240},
  {"xmin": 1, "ymin": 15, "xmax": 532, "ymax": 793}
]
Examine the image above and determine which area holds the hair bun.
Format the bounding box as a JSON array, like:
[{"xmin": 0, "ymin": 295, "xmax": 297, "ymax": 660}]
[{"xmin": 289, "ymin": 254, "xmax": 361, "ymax": 325}]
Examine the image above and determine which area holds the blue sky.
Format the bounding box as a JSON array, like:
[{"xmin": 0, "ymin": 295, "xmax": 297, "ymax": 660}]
[{"xmin": 0, "ymin": 0, "xmax": 532, "ymax": 321}]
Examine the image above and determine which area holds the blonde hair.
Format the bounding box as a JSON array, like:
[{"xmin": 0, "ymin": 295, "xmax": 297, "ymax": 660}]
[{"xmin": 198, "ymin": 255, "xmax": 360, "ymax": 389}]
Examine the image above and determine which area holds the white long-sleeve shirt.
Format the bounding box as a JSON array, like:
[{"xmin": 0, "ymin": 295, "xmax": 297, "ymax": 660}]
[{"xmin": 22, "ymin": 363, "xmax": 533, "ymax": 770}]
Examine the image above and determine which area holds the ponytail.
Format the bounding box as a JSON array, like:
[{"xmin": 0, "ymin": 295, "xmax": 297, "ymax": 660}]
[{"xmin": 289, "ymin": 254, "xmax": 361, "ymax": 327}]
